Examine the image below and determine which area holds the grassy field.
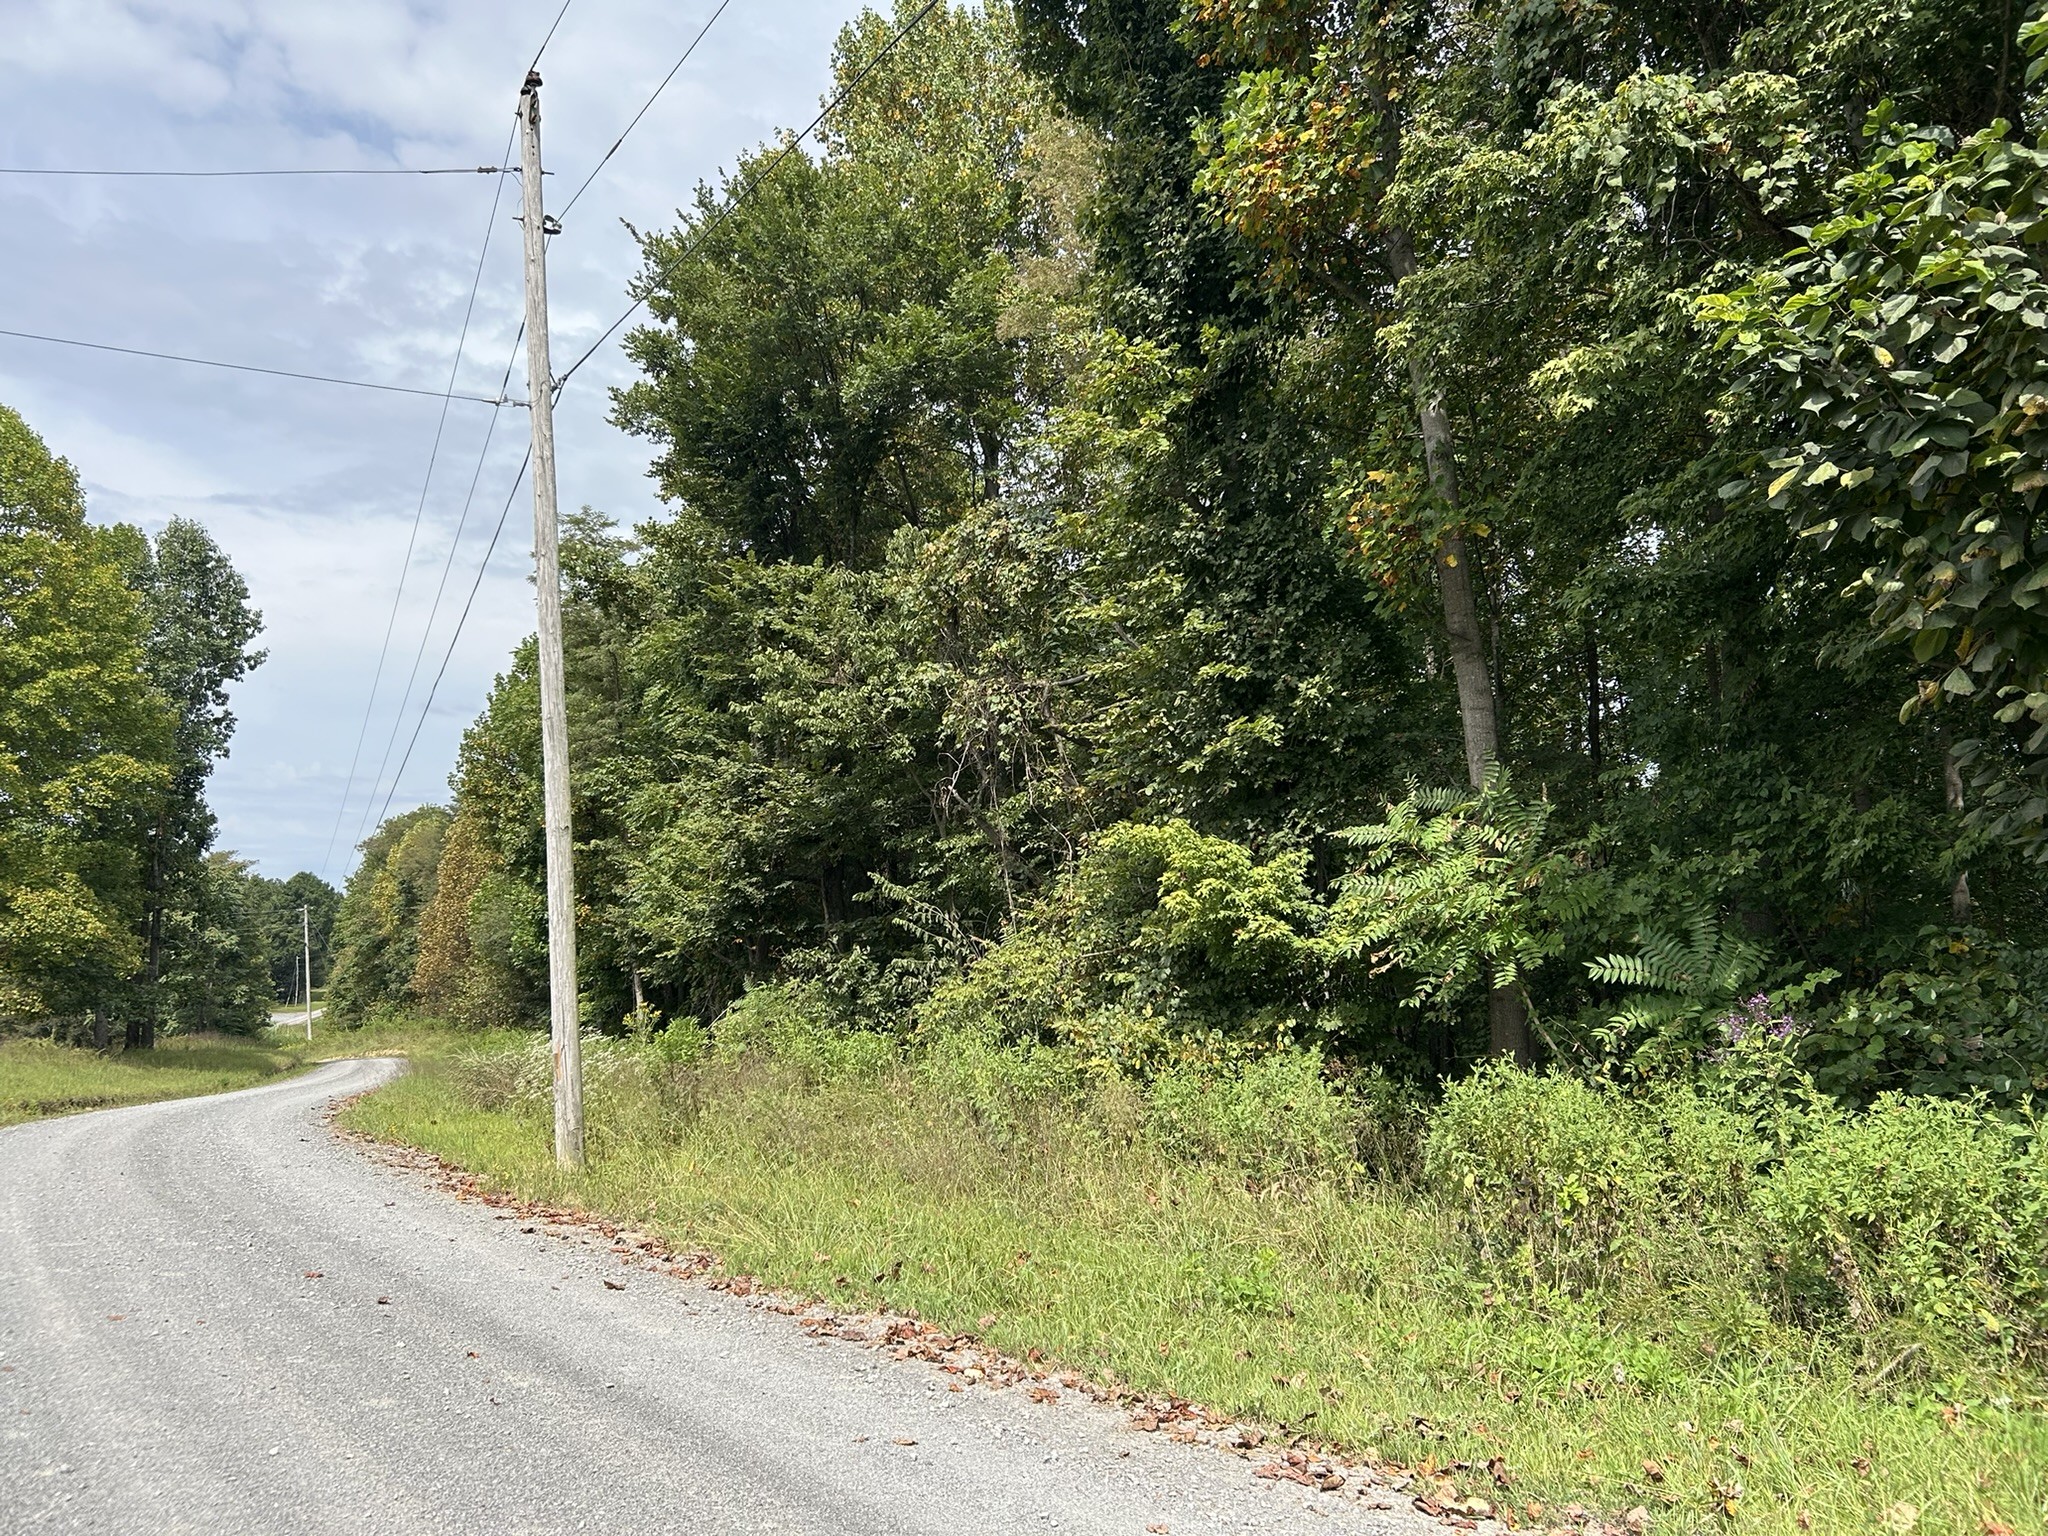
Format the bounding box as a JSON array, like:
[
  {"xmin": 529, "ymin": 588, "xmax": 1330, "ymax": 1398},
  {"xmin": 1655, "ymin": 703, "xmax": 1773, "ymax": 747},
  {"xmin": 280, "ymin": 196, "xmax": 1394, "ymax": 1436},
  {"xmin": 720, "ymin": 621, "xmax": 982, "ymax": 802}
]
[
  {"xmin": 0, "ymin": 1034, "xmax": 309, "ymax": 1126},
  {"xmin": 339, "ymin": 1035, "xmax": 2048, "ymax": 1536}
]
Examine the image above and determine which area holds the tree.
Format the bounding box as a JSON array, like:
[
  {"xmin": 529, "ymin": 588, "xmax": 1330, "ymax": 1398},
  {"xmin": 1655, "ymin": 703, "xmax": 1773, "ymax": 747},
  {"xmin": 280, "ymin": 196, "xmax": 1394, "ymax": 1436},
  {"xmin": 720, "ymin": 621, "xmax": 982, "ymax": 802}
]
[
  {"xmin": 1708, "ymin": 117, "xmax": 2048, "ymax": 856},
  {"xmin": 0, "ymin": 403, "xmax": 171, "ymax": 1027},
  {"xmin": 157, "ymin": 852, "xmax": 274, "ymax": 1035},
  {"xmin": 327, "ymin": 807, "xmax": 449, "ymax": 1024},
  {"xmin": 124, "ymin": 517, "xmax": 265, "ymax": 1048},
  {"xmin": 249, "ymin": 870, "xmax": 341, "ymax": 1002}
]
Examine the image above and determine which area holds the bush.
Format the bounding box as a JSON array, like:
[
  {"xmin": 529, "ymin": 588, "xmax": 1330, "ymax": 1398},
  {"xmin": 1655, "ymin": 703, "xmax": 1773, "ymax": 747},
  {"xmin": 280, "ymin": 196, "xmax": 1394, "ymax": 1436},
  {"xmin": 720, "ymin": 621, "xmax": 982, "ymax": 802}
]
[
  {"xmin": 1809, "ymin": 936, "xmax": 2048, "ymax": 1106},
  {"xmin": 1425, "ymin": 1061, "xmax": 1762, "ymax": 1292},
  {"xmin": 1757, "ymin": 1094, "xmax": 2048, "ymax": 1362},
  {"xmin": 919, "ymin": 821, "xmax": 1331, "ymax": 1070},
  {"xmin": 913, "ymin": 1016, "xmax": 1093, "ymax": 1145},
  {"xmin": 1145, "ymin": 1047, "xmax": 1359, "ymax": 1184},
  {"xmin": 711, "ymin": 981, "xmax": 897, "ymax": 1083}
]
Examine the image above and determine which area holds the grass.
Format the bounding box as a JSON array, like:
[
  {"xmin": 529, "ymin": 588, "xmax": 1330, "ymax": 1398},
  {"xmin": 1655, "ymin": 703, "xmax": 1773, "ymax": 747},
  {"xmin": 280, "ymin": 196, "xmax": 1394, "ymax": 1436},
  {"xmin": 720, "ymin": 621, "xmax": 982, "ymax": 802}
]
[
  {"xmin": 338, "ymin": 1032, "xmax": 2048, "ymax": 1536},
  {"xmin": 0, "ymin": 1009, "xmax": 475, "ymax": 1128},
  {"xmin": 0, "ymin": 1033, "xmax": 310, "ymax": 1126}
]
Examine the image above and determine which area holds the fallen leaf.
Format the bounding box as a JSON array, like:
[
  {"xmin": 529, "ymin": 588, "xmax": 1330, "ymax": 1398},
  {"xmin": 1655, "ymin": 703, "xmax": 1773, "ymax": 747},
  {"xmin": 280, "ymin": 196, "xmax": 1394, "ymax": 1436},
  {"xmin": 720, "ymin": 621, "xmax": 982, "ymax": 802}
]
[
  {"xmin": 302, "ymin": 1271, "xmax": 323, "ymax": 1280},
  {"xmin": 1624, "ymin": 1507, "xmax": 1650, "ymax": 1533},
  {"xmin": 891, "ymin": 1436, "xmax": 917, "ymax": 1447},
  {"xmin": 1642, "ymin": 1459, "xmax": 1665, "ymax": 1483},
  {"xmin": 376, "ymin": 1296, "xmax": 391, "ymax": 1305},
  {"xmin": 602, "ymin": 1279, "xmax": 625, "ymax": 1291},
  {"xmin": 1147, "ymin": 1526, "xmax": 1169, "ymax": 1534},
  {"xmin": 105, "ymin": 1314, "xmax": 124, "ymax": 1322},
  {"xmin": 1881, "ymin": 1504, "xmax": 1919, "ymax": 1534},
  {"xmin": 1028, "ymin": 1386, "xmax": 1061, "ymax": 1404}
]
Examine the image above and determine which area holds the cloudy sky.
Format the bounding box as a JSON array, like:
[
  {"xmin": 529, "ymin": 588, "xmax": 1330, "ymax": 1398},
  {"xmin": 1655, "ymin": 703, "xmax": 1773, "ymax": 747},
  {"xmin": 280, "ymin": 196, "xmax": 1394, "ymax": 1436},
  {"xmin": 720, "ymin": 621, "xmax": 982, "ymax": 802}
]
[{"xmin": 2, "ymin": 0, "xmax": 856, "ymax": 884}]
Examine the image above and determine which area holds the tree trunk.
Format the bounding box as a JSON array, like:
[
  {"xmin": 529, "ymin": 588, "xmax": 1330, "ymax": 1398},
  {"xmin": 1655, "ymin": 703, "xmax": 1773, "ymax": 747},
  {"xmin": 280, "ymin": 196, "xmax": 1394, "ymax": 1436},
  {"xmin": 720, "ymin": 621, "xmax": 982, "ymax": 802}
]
[
  {"xmin": 1944, "ymin": 740, "xmax": 1973, "ymax": 923},
  {"xmin": 1383, "ymin": 224, "xmax": 1528, "ymax": 1062},
  {"xmin": 1585, "ymin": 622, "xmax": 1603, "ymax": 790},
  {"xmin": 130, "ymin": 832, "xmax": 162, "ymax": 1051},
  {"xmin": 93, "ymin": 1001, "xmax": 109, "ymax": 1054}
]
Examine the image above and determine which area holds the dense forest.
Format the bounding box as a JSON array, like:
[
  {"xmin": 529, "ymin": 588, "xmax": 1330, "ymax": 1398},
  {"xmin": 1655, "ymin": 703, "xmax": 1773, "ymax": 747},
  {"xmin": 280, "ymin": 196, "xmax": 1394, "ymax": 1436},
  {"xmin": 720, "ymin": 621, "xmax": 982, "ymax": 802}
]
[
  {"xmin": 0, "ymin": 403, "xmax": 337, "ymax": 1041},
  {"xmin": 334, "ymin": 0, "xmax": 2048, "ymax": 1102}
]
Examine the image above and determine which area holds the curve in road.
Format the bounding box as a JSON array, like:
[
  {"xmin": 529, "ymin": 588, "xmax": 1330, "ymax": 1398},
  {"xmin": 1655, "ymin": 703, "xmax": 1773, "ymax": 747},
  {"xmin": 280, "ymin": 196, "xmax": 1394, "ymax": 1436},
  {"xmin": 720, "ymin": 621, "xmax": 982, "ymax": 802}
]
[{"xmin": 1, "ymin": 1059, "xmax": 1445, "ymax": 1535}]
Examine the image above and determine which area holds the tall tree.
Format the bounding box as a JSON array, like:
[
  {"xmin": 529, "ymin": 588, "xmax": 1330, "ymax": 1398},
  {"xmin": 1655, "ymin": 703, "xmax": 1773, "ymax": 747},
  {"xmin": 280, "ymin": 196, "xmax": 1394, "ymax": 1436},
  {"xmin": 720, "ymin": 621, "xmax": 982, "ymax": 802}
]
[
  {"xmin": 124, "ymin": 517, "xmax": 265, "ymax": 1048},
  {"xmin": 0, "ymin": 404, "xmax": 170, "ymax": 1027}
]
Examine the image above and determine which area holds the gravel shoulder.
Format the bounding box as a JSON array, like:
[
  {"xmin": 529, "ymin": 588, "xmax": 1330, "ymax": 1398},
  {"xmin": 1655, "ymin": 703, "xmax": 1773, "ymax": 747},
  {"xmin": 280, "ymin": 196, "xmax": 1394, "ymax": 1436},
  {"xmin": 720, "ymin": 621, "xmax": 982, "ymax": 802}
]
[{"xmin": 0, "ymin": 1058, "xmax": 1451, "ymax": 1536}]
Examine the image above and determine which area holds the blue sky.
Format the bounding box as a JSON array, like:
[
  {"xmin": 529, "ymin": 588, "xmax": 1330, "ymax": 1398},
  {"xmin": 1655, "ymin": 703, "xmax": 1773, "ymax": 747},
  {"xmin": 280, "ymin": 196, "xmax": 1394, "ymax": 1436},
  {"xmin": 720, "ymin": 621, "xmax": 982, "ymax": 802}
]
[{"xmin": 1, "ymin": 0, "xmax": 856, "ymax": 885}]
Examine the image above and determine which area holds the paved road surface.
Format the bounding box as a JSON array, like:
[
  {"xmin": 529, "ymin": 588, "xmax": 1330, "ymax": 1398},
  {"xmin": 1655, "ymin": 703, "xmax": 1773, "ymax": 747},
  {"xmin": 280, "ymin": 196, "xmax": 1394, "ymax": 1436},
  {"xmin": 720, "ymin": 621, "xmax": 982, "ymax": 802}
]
[{"xmin": 0, "ymin": 1060, "xmax": 1440, "ymax": 1535}]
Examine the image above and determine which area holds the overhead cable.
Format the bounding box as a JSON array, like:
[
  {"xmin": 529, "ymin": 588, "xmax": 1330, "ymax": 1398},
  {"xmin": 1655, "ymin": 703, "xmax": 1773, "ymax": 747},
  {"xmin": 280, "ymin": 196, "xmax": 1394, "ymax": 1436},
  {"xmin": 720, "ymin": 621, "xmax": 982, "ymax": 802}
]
[
  {"xmin": 556, "ymin": 0, "xmax": 739, "ymax": 222},
  {"xmin": 528, "ymin": 0, "xmax": 579, "ymax": 70},
  {"xmin": 553, "ymin": 0, "xmax": 943, "ymax": 394},
  {"xmin": 368, "ymin": 444, "xmax": 533, "ymax": 834},
  {"xmin": 319, "ymin": 118, "xmax": 521, "ymax": 879},
  {"xmin": 0, "ymin": 165, "xmax": 513, "ymax": 178},
  {"xmin": 349, "ymin": 322, "xmax": 527, "ymax": 854},
  {"xmin": 0, "ymin": 327, "xmax": 513, "ymax": 404}
]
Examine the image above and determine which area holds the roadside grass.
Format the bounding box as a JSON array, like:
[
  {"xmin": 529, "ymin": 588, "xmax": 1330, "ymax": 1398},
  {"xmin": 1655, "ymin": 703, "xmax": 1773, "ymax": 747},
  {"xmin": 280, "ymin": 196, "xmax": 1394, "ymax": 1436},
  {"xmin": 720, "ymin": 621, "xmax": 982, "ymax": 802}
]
[
  {"xmin": 0, "ymin": 1033, "xmax": 308, "ymax": 1126},
  {"xmin": 302, "ymin": 1013, "xmax": 487, "ymax": 1065},
  {"xmin": 340, "ymin": 1038, "xmax": 2048, "ymax": 1536}
]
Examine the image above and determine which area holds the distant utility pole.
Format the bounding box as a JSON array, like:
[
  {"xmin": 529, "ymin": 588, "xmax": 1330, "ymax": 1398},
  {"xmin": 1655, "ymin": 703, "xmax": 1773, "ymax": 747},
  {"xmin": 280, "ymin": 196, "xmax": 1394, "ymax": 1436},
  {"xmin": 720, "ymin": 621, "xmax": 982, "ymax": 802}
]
[
  {"xmin": 516, "ymin": 69, "xmax": 586, "ymax": 1169},
  {"xmin": 302, "ymin": 904, "xmax": 314, "ymax": 1041}
]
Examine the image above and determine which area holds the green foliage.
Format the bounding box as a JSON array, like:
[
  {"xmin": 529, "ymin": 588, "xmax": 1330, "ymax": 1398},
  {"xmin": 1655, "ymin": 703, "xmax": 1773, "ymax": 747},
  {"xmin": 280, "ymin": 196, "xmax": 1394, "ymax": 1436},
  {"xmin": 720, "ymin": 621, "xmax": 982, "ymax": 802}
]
[
  {"xmin": 709, "ymin": 979, "xmax": 898, "ymax": 1084},
  {"xmin": 327, "ymin": 807, "xmax": 449, "ymax": 1025},
  {"xmin": 0, "ymin": 404, "xmax": 170, "ymax": 1020},
  {"xmin": 1811, "ymin": 931, "xmax": 2048, "ymax": 1102},
  {"xmin": 1425, "ymin": 1062, "xmax": 1763, "ymax": 1294},
  {"xmin": 156, "ymin": 852, "xmax": 277, "ymax": 1035},
  {"xmin": 1332, "ymin": 777, "xmax": 1567, "ymax": 1014},
  {"xmin": 1145, "ymin": 1046, "xmax": 1359, "ymax": 1183},
  {"xmin": 1708, "ymin": 117, "xmax": 2048, "ymax": 849},
  {"xmin": 360, "ymin": 4, "xmax": 2048, "ymax": 1120},
  {"xmin": 1758, "ymin": 1094, "xmax": 2048, "ymax": 1363}
]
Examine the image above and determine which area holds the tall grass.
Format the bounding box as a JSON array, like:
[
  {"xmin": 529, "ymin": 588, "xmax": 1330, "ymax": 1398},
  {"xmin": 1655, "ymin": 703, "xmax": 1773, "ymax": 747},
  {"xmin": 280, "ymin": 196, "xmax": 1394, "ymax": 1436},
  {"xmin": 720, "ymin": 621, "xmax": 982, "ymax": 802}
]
[{"xmin": 339, "ymin": 1024, "xmax": 2047, "ymax": 1536}]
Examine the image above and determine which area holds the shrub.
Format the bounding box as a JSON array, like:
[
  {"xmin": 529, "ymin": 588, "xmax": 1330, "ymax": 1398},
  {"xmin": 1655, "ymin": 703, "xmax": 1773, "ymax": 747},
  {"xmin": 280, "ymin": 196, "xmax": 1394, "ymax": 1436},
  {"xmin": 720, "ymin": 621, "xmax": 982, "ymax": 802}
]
[
  {"xmin": 711, "ymin": 980, "xmax": 897, "ymax": 1083},
  {"xmin": 913, "ymin": 1016, "xmax": 1092, "ymax": 1144},
  {"xmin": 1425, "ymin": 1061, "xmax": 1762, "ymax": 1292},
  {"xmin": 918, "ymin": 820, "xmax": 1331, "ymax": 1070},
  {"xmin": 1809, "ymin": 936, "xmax": 2048, "ymax": 1106},
  {"xmin": 1145, "ymin": 1047, "xmax": 1358, "ymax": 1184},
  {"xmin": 1756, "ymin": 1094, "xmax": 2048, "ymax": 1362}
]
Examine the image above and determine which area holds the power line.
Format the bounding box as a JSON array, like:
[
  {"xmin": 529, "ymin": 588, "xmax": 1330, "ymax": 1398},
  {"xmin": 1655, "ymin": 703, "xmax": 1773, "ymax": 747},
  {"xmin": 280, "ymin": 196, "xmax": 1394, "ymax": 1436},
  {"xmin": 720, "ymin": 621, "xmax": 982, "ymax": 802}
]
[
  {"xmin": 554, "ymin": 0, "xmax": 942, "ymax": 393},
  {"xmin": 0, "ymin": 165, "xmax": 512, "ymax": 178},
  {"xmin": 556, "ymin": 0, "xmax": 739, "ymax": 223},
  {"xmin": 368, "ymin": 445, "xmax": 533, "ymax": 834},
  {"xmin": 528, "ymin": 0, "xmax": 578, "ymax": 70},
  {"xmin": 321, "ymin": 0, "xmax": 576, "ymax": 874},
  {"xmin": 349, "ymin": 323, "xmax": 526, "ymax": 857},
  {"xmin": 0, "ymin": 327, "xmax": 515, "ymax": 404},
  {"xmin": 320, "ymin": 120, "xmax": 522, "ymax": 879}
]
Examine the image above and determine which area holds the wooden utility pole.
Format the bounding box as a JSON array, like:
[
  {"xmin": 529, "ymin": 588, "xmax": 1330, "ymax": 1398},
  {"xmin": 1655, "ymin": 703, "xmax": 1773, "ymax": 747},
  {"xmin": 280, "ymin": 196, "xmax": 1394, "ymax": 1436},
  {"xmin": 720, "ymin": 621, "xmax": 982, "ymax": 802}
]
[
  {"xmin": 516, "ymin": 69, "xmax": 586, "ymax": 1168},
  {"xmin": 302, "ymin": 904, "xmax": 315, "ymax": 1041}
]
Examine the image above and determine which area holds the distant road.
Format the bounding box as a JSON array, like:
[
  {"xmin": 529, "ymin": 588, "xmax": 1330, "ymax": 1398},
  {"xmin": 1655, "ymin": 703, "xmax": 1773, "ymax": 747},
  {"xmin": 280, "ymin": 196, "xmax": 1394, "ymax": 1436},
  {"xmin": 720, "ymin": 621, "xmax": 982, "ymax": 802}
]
[
  {"xmin": 267, "ymin": 1006, "xmax": 324, "ymax": 1027},
  {"xmin": 0, "ymin": 1062, "xmax": 1431, "ymax": 1535}
]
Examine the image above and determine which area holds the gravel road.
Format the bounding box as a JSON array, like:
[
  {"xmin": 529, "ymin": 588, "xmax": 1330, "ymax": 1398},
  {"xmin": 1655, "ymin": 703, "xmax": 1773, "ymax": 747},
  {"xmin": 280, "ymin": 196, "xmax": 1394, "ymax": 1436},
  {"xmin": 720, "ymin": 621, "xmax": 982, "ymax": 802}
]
[{"xmin": 0, "ymin": 1059, "xmax": 1445, "ymax": 1536}]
